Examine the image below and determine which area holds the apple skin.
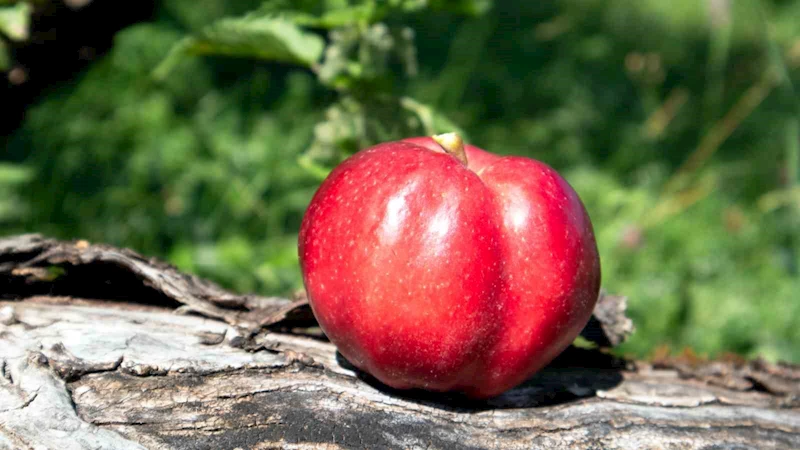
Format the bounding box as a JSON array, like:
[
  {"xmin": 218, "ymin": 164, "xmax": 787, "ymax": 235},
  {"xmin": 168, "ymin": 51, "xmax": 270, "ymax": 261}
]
[{"xmin": 298, "ymin": 136, "xmax": 601, "ymax": 399}]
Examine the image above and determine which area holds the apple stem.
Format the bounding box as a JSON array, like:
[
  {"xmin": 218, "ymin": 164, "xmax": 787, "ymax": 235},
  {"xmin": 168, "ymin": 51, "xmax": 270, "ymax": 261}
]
[{"xmin": 432, "ymin": 132, "xmax": 468, "ymax": 166}]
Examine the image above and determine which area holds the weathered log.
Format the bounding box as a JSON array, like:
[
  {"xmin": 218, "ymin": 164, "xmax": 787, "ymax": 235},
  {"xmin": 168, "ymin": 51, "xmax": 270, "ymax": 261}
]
[{"xmin": 0, "ymin": 235, "xmax": 798, "ymax": 449}]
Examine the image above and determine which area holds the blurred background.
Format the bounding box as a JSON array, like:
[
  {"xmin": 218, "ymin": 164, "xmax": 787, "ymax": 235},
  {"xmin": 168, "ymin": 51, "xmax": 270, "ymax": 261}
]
[{"xmin": 1, "ymin": 0, "xmax": 798, "ymax": 363}]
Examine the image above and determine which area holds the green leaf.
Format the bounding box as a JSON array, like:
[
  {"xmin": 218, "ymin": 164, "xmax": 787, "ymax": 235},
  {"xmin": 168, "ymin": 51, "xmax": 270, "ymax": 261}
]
[
  {"xmin": 0, "ymin": 39, "xmax": 9, "ymax": 71},
  {"xmin": 255, "ymin": 0, "xmax": 385, "ymax": 28},
  {"xmin": 426, "ymin": 0, "xmax": 493, "ymax": 16},
  {"xmin": 293, "ymin": 6, "xmax": 376, "ymax": 28},
  {"xmin": 0, "ymin": 2, "xmax": 30, "ymax": 42},
  {"xmin": 154, "ymin": 14, "xmax": 324, "ymax": 79},
  {"xmin": 265, "ymin": 5, "xmax": 380, "ymax": 29},
  {"xmin": 0, "ymin": 163, "xmax": 33, "ymax": 185}
]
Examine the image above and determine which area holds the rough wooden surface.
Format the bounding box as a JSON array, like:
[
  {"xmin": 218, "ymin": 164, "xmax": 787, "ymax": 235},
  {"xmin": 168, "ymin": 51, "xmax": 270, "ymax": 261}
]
[
  {"xmin": 0, "ymin": 233, "xmax": 313, "ymax": 331},
  {"xmin": 1, "ymin": 234, "xmax": 799, "ymax": 449}
]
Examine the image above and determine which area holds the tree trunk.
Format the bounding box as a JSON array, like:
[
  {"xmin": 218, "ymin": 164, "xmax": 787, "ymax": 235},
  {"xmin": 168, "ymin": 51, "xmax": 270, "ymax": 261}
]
[{"xmin": 1, "ymin": 235, "xmax": 798, "ymax": 449}]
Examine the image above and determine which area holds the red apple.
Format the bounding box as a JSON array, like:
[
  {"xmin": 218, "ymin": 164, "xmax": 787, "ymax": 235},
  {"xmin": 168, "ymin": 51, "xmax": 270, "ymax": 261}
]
[{"xmin": 298, "ymin": 133, "xmax": 601, "ymax": 399}]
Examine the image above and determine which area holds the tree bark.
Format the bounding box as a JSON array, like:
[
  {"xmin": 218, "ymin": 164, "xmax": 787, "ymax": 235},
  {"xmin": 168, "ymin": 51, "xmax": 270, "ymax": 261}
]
[{"xmin": 0, "ymin": 235, "xmax": 798, "ymax": 449}]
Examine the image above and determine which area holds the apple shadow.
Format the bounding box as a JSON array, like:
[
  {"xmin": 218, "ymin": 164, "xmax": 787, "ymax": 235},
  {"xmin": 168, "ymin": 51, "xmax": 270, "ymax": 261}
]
[{"xmin": 334, "ymin": 347, "xmax": 626, "ymax": 412}]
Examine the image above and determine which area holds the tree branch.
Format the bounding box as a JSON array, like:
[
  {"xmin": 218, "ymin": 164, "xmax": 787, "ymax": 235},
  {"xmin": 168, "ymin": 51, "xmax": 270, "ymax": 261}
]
[{"xmin": 0, "ymin": 234, "xmax": 797, "ymax": 449}]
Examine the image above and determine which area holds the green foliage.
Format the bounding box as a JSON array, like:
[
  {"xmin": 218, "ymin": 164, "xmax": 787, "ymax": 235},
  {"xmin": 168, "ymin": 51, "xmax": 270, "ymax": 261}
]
[
  {"xmin": 0, "ymin": 39, "xmax": 9, "ymax": 71},
  {"xmin": 5, "ymin": 20, "xmax": 322, "ymax": 293},
  {"xmin": 0, "ymin": 1, "xmax": 30, "ymax": 70},
  {"xmin": 154, "ymin": 14, "xmax": 325, "ymax": 80},
  {"xmin": 0, "ymin": 163, "xmax": 32, "ymax": 225},
  {"xmin": 3, "ymin": 0, "xmax": 799, "ymax": 363},
  {"xmin": 0, "ymin": 2, "xmax": 29, "ymax": 41}
]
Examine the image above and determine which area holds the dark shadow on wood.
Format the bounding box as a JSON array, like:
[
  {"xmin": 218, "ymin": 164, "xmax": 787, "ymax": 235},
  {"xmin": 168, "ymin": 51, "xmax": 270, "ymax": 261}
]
[
  {"xmin": 336, "ymin": 347, "xmax": 625, "ymax": 412},
  {"xmin": 0, "ymin": 260, "xmax": 183, "ymax": 308}
]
